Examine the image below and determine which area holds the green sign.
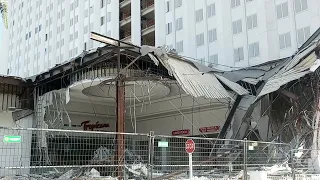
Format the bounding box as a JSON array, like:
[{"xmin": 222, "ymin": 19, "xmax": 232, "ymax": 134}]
[
  {"xmin": 158, "ymin": 141, "xmax": 168, "ymax": 148},
  {"xmin": 3, "ymin": 136, "xmax": 21, "ymax": 143}
]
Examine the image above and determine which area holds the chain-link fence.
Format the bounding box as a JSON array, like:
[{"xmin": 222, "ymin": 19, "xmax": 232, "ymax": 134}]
[
  {"xmin": 0, "ymin": 127, "xmax": 150, "ymax": 179},
  {"xmin": 0, "ymin": 127, "xmax": 319, "ymax": 179}
]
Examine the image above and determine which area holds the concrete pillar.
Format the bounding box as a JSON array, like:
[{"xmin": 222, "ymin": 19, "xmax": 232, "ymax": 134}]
[
  {"xmin": 154, "ymin": 0, "xmax": 166, "ymax": 47},
  {"xmin": 131, "ymin": 0, "xmax": 141, "ymax": 46}
]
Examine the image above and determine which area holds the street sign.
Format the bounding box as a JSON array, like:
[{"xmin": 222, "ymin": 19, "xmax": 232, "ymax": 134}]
[
  {"xmin": 3, "ymin": 136, "xmax": 21, "ymax": 143},
  {"xmin": 185, "ymin": 139, "xmax": 195, "ymax": 154},
  {"xmin": 158, "ymin": 141, "xmax": 169, "ymax": 148},
  {"xmin": 185, "ymin": 139, "xmax": 195, "ymax": 179}
]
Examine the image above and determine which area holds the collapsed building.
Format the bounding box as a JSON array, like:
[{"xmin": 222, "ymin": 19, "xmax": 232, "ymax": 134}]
[{"xmin": 0, "ymin": 28, "xmax": 320, "ymax": 179}]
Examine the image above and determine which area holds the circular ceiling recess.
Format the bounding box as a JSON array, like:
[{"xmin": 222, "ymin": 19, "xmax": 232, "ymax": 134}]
[{"xmin": 82, "ymin": 80, "xmax": 170, "ymax": 101}]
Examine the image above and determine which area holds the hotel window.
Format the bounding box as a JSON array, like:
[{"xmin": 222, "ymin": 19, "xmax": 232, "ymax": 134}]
[
  {"xmin": 176, "ymin": 18, "xmax": 183, "ymax": 31},
  {"xmin": 196, "ymin": 33, "xmax": 204, "ymax": 47},
  {"xmin": 276, "ymin": 2, "xmax": 289, "ymax": 19},
  {"xmin": 248, "ymin": 42, "xmax": 260, "ymax": 58},
  {"xmin": 209, "ymin": 54, "xmax": 218, "ymax": 66},
  {"xmin": 294, "ymin": 0, "xmax": 308, "ymax": 13},
  {"xmin": 297, "ymin": 26, "xmax": 311, "ymax": 45},
  {"xmin": 207, "ymin": 3, "xmax": 215, "ymax": 18},
  {"xmin": 107, "ymin": 12, "xmax": 111, "ymax": 22},
  {"xmin": 234, "ymin": 47, "xmax": 244, "ymax": 62},
  {"xmin": 247, "ymin": 14, "xmax": 257, "ymax": 30},
  {"xmin": 101, "ymin": 16, "xmax": 105, "ymax": 26},
  {"xmin": 166, "ymin": 22, "xmax": 172, "ymax": 34},
  {"xmin": 166, "ymin": 1, "xmax": 170, "ymax": 12},
  {"xmin": 176, "ymin": 41, "xmax": 183, "ymax": 53},
  {"xmin": 101, "ymin": 0, "xmax": 105, "ymax": 8},
  {"xmin": 75, "ymin": 15, "xmax": 79, "ymax": 24},
  {"xmin": 208, "ymin": 29, "xmax": 217, "ymax": 43},
  {"xmin": 84, "ymin": 25, "xmax": 88, "ymax": 34},
  {"xmin": 90, "ymin": 6, "xmax": 94, "ymax": 14},
  {"xmin": 85, "ymin": 9, "xmax": 88, "ymax": 18},
  {"xmin": 195, "ymin": 9, "xmax": 203, "ymax": 22},
  {"xmin": 232, "ymin": 19, "xmax": 242, "ymax": 34},
  {"xmin": 231, "ymin": 0, "xmax": 240, "ymax": 8},
  {"xmin": 279, "ymin": 32, "xmax": 291, "ymax": 49},
  {"xmin": 175, "ymin": 0, "xmax": 182, "ymax": 8}
]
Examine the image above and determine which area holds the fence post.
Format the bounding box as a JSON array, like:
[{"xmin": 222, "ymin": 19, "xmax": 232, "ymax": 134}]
[
  {"xmin": 243, "ymin": 138, "xmax": 248, "ymax": 180},
  {"xmin": 291, "ymin": 149, "xmax": 296, "ymax": 180},
  {"xmin": 148, "ymin": 131, "xmax": 155, "ymax": 180}
]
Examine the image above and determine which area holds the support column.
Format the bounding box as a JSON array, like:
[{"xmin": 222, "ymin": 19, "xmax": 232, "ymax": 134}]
[
  {"xmin": 116, "ymin": 44, "xmax": 125, "ymax": 179},
  {"xmin": 116, "ymin": 79, "xmax": 125, "ymax": 179}
]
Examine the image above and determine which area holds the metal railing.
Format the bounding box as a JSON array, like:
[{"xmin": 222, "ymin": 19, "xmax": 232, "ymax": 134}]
[
  {"xmin": 141, "ymin": 0, "xmax": 154, "ymax": 11},
  {"xmin": 0, "ymin": 127, "xmax": 318, "ymax": 179}
]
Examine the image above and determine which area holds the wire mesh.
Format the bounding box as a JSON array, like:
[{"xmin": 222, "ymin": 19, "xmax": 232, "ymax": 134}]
[
  {"xmin": 246, "ymin": 140, "xmax": 290, "ymax": 170},
  {"xmin": 0, "ymin": 128, "xmax": 150, "ymax": 179},
  {"xmin": 292, "ymin": 149, "xmax": 320, "ymax": 176},
  {"xmin": 0, "ymin": 127, "xmax": 317, "ymax": 180},
  {"xmin": 151, "ymin": 135, "xmax": 245, "ymax": 179}
]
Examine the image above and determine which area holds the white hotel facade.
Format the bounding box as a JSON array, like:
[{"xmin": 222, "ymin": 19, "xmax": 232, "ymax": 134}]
[{"xmin": 4, "ymin": 0, "xmax": 320, "ymax": 77}]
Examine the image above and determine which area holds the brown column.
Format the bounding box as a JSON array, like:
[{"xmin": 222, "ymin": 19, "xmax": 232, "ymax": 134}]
[
  {"xmin": 116, "ymin": 79, "xmax": 125, "ymax": 179},
  {"xmin": 116, "ymin": 42, "xmax": 125, "ymax": 179}
]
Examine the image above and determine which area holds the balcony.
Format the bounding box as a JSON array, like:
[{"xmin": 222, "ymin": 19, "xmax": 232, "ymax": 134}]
[
  {"xmin": 142, "ymin": 39, "xmax": 155, "ymax": 46},
  {"xmin": 141, "ymin": 0, "xmax": 154, "ymax": 16},
  {"xmin": 142, "ymin": 19, "xmax": 155, "ymax": 36},
  {"xmin": 120, "ymin": 30, "xmax": 131, "ymax": 42},
  {"xmin": 120, "ymin": 0, "xmax": 131, "ymax": 9},
  {"xmin": 120, "ymin": 12, "xmax": 131, "ymax": 27}
]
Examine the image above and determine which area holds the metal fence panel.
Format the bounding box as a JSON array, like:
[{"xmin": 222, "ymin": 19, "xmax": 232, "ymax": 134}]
[
  {"xmin": 151, "ymin": 135, "xmax": 244, "ymax": 179},
  {"xmin": 0, "ymin": 127, "xmax": 150, "ymax": 179},
  {"xmin": 292, "ymin": 149, "xmax": 320, "ymax": 176},
  {"xmin": 1, "ymin": 127, "xmax": 319, "ymax": 180}
]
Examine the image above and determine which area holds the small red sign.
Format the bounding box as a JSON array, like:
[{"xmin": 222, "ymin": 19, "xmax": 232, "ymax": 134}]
[
  {"xmin": 172, "ymin": 129, "xmax": 190, "ymax": 136},
  {"xmin": 185, "ymin": 139, "xmax": 195, "ymax": 154},
  {"xmin": 199, "ymin": 126, "xmax": 220, "ymax": 133}
]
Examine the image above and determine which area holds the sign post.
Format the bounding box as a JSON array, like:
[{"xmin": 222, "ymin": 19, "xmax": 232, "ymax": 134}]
[{"xmin": 185, "ymin": 139, "xmax": 195, "ymax": 180}]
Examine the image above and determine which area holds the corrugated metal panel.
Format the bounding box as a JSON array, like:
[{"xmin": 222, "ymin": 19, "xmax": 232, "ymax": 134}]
[
  {"xmin": 241, "ymin": 78, "xmax": 260, "ymax": 85},
  {"xmin": 165, "ymin": 57, "xmax": 232, "ymax": 99},
  {"xmin": 215, "ymin": 74, "xmax": 249, "ymax": 95},
  {"xmin": 257, "ymin": 52, "xmax": 317, "ymax": 98},
  {"xmin": 278, "ymin": 43, "xmax": 317, "ymax": 74},
  {"xmin": 258, "ymin": 71, "xmax": 309, "ymax": 97}
]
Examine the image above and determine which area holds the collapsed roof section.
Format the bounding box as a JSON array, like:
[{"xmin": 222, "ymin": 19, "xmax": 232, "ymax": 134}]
[{"xmin": 26, "ymin": 30, "xmax": 320, "ymax": 142}]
